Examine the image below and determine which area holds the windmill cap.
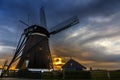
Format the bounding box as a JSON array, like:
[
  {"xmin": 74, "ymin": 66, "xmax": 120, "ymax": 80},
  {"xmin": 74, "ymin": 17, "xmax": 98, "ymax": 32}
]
[{"xmin": 24, "ymin": 25, "xmax": 50, "ymax": 37}]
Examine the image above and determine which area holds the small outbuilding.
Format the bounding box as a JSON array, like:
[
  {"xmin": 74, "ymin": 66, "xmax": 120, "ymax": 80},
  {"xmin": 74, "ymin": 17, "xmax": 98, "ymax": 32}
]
[{"xmin": 62, "ymin": 59, "xmax": 86, "ymax": 71}]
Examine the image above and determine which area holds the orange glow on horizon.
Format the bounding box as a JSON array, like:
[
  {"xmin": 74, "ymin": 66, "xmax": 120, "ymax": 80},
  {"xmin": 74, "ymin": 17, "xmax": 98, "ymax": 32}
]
[
  {"xmin": 9, "ymin": 66, "xmax": 16, "ymax": 70},
  {"xmin": 0, "ymin": 65, "xmax": 16, "ymax": 70},
  {"xmin": 53, "ymin": 57, "xmax": 65, "ymax": 70}
]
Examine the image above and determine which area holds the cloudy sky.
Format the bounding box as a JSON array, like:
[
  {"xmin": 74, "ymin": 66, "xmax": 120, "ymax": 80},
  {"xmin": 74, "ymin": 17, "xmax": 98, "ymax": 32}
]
[{"xmin": 0, "ymin": 0, "xmax": 120, "ymax": 70}]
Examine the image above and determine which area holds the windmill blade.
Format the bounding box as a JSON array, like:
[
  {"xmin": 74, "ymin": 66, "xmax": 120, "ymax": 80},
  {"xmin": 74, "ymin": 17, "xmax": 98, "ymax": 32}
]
[
  {"xmin": 6, "ymin": 33, "xmax": 27, "ymax": 71},
  {"xmin": 50, "ymin": 16, "xmax": 79, "ymax": 35},
  {"xmin": 19, "ymin": 20, "xmax": 30, "ymax": 26},
  {"xmin": 40, "ymin": 6, "xmax": 47, "ymax": 28}
]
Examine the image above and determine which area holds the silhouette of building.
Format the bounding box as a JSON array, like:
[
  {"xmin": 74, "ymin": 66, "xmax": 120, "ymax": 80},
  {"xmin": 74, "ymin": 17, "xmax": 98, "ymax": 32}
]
[{"xmin": 62, "ymin": 59, "xmax": 86, "ymax": 71}]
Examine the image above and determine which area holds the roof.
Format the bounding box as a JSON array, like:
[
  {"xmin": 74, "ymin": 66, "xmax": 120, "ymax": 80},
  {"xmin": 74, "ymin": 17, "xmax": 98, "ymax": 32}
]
[{"xmin": 62, "ymin": 59, "xmax": 86, "ymax": 69}]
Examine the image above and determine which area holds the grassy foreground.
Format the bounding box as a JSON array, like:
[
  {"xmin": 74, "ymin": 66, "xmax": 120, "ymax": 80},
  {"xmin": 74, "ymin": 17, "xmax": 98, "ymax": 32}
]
[
  {"xmin": 91, "ymin": 70, "xmax": 120, "ymax": 80},
  {"xmin": 1, "ymin": 70, "xmax": 120, "ymax": 80}
]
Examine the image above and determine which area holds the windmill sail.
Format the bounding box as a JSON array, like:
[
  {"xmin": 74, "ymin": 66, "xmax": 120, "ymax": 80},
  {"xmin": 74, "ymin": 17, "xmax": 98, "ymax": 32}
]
[
  {"xmin": 50, "ymin": 16, "xmax": 79, "ymax": 35},
  {"xmin": 40, "ymin": 7, "xmax": 47, "ymax": 28}
]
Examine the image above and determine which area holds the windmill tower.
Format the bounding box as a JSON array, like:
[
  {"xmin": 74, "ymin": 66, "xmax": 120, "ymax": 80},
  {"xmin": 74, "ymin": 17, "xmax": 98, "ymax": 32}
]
[
  {"xmin": 7, "ymin": 7, "xmax": 79, "ymax": 71},
  {"xmin": 16, "ymin": 25, "xmax": 52, "ymax": 69}
]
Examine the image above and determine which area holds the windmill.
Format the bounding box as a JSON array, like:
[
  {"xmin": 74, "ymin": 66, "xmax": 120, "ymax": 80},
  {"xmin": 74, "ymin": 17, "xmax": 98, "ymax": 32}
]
[{"xmin": 7, "ymin": 7, "xmax": 79, "ymax": 71}]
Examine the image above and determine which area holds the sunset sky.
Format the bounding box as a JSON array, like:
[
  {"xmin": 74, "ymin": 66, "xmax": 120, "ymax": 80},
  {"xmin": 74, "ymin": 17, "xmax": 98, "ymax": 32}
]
[{"xmin": 0, "ymin": 0, "xmax": 120, "ymax": 70}]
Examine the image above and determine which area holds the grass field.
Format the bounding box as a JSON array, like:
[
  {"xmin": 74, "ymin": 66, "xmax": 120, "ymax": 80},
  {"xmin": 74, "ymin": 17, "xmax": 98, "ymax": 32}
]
[
  {"xmin": 62, "ymin": 70, "xmax": 120, "ymax": 80},
  {"xmin": 1, "ymin": 70, "xmax": 120, "ymax": 80},
  {"xmin": 90, "ymin": 70, "xmax": 120, "ymax": 80},
  {"xmin": 40, "ymin": 70, "xmax": 120, "ymax": 80}
]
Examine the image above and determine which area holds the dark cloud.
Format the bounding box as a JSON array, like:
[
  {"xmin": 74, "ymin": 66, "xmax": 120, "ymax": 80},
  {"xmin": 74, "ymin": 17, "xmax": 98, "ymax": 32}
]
[{"xmin": 44, "ymin": 0, "xmax": 120, "ymax": 25}]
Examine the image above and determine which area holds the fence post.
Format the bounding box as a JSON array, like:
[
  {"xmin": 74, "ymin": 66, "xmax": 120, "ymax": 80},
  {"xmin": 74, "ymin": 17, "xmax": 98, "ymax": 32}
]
[{"xmin": 107, "ymin": 71, "xmax": 110, "ymax": 80}]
